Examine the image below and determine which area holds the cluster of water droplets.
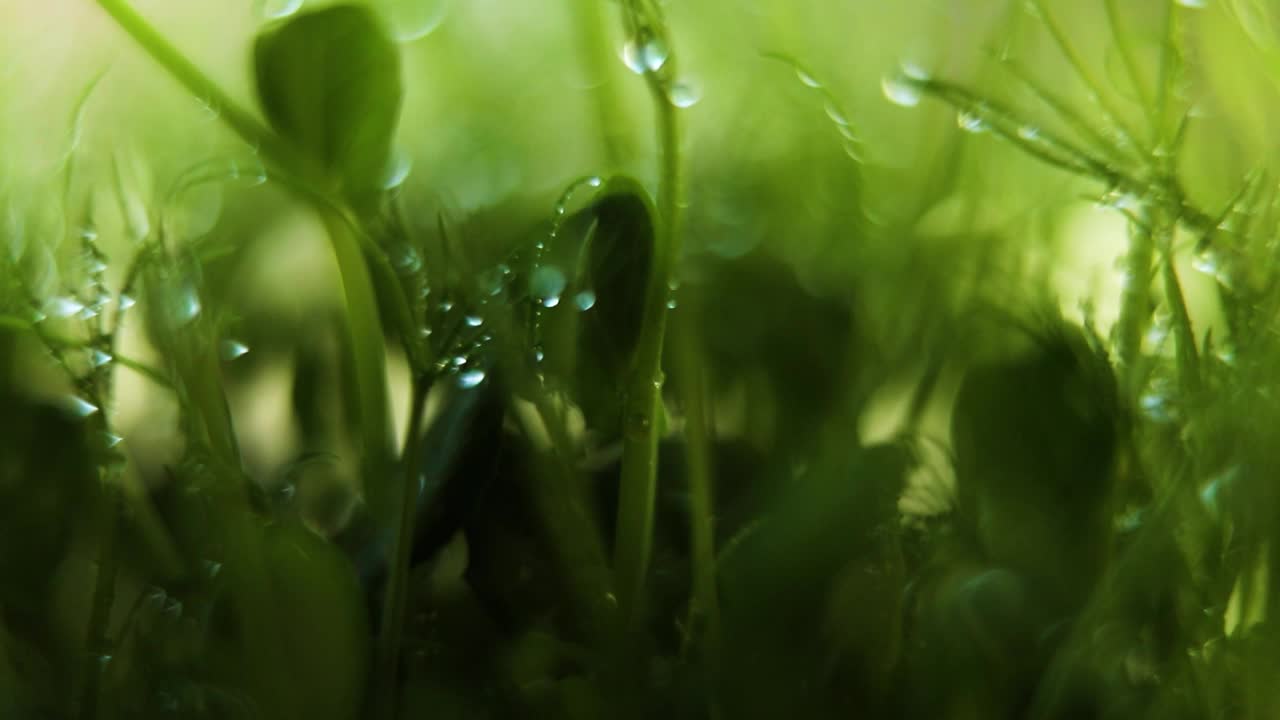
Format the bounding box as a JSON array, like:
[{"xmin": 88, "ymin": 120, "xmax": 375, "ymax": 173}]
[
  {"xmin": 620, "ymin": 26, "xmax": 701, "ymax": 108},
  {"xmin": 777, "ymin": 58, "xmax": 865, "ymax": 162}
]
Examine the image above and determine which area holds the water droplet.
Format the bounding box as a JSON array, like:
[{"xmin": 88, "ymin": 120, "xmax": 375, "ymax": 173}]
[
  {"xmin": 196, "ymin": 95, "xmax": 219, "ymax": 121},
  {"xmin": 385, "ymin": 0, "xmax": 451, "ymax": 42},
  {"xmin": 533, "ymin": 348, "xmax": 545, "ymax": 363},
  {"xmin": 881, "ymin": 74, "xmax": 921, "ymax": 107},
  {"xmin": 1215, "ymin": 343, "xmax": 1238, "ymax": 366},
  {"xmin": 67, "ymin": 395, "xmax": 99, "ymax": 417},
  {"xmin": 574, "ymin": 290, "xmax": 597, "ymax": 311},
  {"xmin": 79, "ymin": 225, "xmax": 99, "ymax": 243},
  {"xmin": 585, "ymin": 176, "xmax": 603, "ymax": 188},
  {"xmin": 1017, "ymin": 125, "xmax": 1041, "ymax": 141},
  {"xmin": 103, "ymin": 432, "xmax": 124, "ymax": 449},
  {"xmin": 957, "ymin": 109, "xmax": 988, "ymax": 133},
  {"xmin": 457, "ymin": 368, "xmax": 486, "ymax": 389},
  {"xmin": 46, "ymin": 296, "xmax": 85, "ymax": 319},
  {"xmin": 255, "ymin": 0, "xmax": 302, "ymax": 20},
  {"xmin": 438, "ymin": 300, "xmax": 455, "ymax": 313},
  {"xmin": 389, "ymin": 244, "xmax": 423, "ymax": 274},
  {"xmin": 478, "ymin": 264, "xmax": 510, "ymax": 296},
  {"xmin": 1145, "ymin": 312, "xmax": 1171, "ymax": 348},
  {"xmin": 667, "ymin": 297, "xmax": 678, "ymax": 309},
  {"xmin": 90, "ymin": 349, "xmax": 113, "ymax": 368},
  {"xmin": 118, "ymin": 294, "xmax": 137, "ymax": 311},
  {"xmin": 1176, "ymin": 0, "xmax": 1206, "ymax": 7},
  {"xmin": 464, "ymin": 314, "xmax": 484, "ymax": 327},
  {"xmin": 667, "ymin": 79, "xmax": 702, "ymax": 108},
  {"xmin": 220, "ymin": 339, "xmax": 250, "ymax": 361},
  {"xmin": 97, "ymin": 654, "xmax": 113, "ymax": 668},
  {"xmin": 1140, "ymin": 389, "xmax": 1176, "ymax": 423},
  {"xmin": 823, "ymin": 98, "xmax": 849, "ymax": 126},
  {"xmin": 171, "ymin": 284, "xmax": 202, "ymax": 327},
  {"xmin": 604, "ymin": 592, "xmax": 619, "ymax": 608},
  {"xmin": 381, "ymin": 149, "xmax": 412, "ymax": 190},
  {"xmin": 622, "ymin": 30, "xmax": 669, "ymax": 74},
  {"xmin": 530, "ymin": 265, "xmax": 567, "ymax": 305},
  {"xmin": 796, "ymin": 67, "xmax": 823, "ymax": 88},
  {"xmin": 1192, "ymin": 246, "xmax": 1221, "ymax": 276},
  {"xmin": 841, "ymin": 136, "xmax": 863, "ymax": 162},
  {"xmin": 203, "ymin": 559, "xmax": 223, "ymax": 578},
  {"xmin": 451, "ymin": 355, "xmax": 467, "ymax": 367}
]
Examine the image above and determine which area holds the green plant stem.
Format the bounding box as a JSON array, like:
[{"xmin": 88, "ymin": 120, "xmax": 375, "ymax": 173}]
[
  {"xmin": 1116, "ymin": 218, "xmax": 1155, "ymax": 391},
  {"xmin": 613, "ymin": 56, "xmax": 683, "ymax": 629},
  {"xmin": 1160, "ymin": 232, "xmax": 1202, "ymax": 398},
  {"xmin": 95, "ymin": 0, "xmax": 396, "ymax": 515},
  {"xmin": 372, "ymin": 376, "xmax": 430, "ymax": 720},
  {"xmin": 570, "ymin": 0, "xmax": 628, "ymax": 167},
  {"xmin": 318, "ymin": 207, "xmax": 395, "ymax": 515},
  {"xmin": 92, "ymin": 0, "xmax": 284, "ymax": 166},
  {"xmin": 78, "ymin": 463, "xmax": 124, "ymax": 720},
  {"xmin": 671, "ymin": 309, "xmax": 720, "ymax": 655}
]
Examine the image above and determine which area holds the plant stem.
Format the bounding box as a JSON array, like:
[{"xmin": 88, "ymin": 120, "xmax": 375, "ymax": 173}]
[
  {"xmin": 78, "ymin": 462, "xmax": 124, "ymax": 720},
  {"xmin": 372, "ymin": 376, "xmax": 430, "ymax": 720},
  {"xmin": 1116, "ymin": 218, "xmax": 1155, "ymax": 392},
  {"xmin": 672, "ymin": 309, "xmax": 720, "ymax": 655},
  {"xmin": 93, "ymin": 0, "xmax": 285, "ymax": 166},
  {"xmin": 319, "ymin": 207, "xmax": 395, "ymax": 520},
  {"xmin": 612, "ymin": 17, "xmax": 684, "ymax": 629},
  {"xmin": 570, "ymin": 0, "xmax": 628, "ymax": 168}
]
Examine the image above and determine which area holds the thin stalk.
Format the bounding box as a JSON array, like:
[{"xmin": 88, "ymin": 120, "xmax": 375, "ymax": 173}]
[
  {"xmin": 672, "ymin": 309, "xmax": 720, "ymax": 656},
  {"xmin": 1115, "ymin": 217, "xmax": 1155, "ymax": 391},
  {"xmin": 1160, "ymin": 235, "xmax": 1202, "ymax": 398},
  {"xmin": 1029, "ymin": 0, "xmax": 1149, "ymax": 156},
  {"xmin": 1102, "ymin": 0, "xmax": 1154, "ymax": 125},
  {"xmin": 372, "ymin": 376, "xmax": 430, "ymax": 720},
  {"xmin": 318, "ymin": 207, "xmax": 395, "ymax": 519},
  {"xmin": 570, "ymin": 0, "xmax": 628, "ymax": 167},
  {"xmin": 93, "ymin": 0, "xmax": 395, "ymax": 506},
  {"xmin": 613, "ymin": 37, "xmax": 684, "ymax": 628},
  {"xmin": 92, "ymin": 0, "xmax": 287, "ymax": 168},
  {"xmin": 77, "ymin": 476, "xmax": 123, "ymax": 720}
]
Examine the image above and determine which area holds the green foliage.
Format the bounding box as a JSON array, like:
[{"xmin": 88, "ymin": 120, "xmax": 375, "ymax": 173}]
[
  {"xmin": 254, "ymin": 4, "xmax": 402, "ymax": 211},
  {"xmin": 8, "ymin": 0, "xmax": 1280, "ymax": 718}
]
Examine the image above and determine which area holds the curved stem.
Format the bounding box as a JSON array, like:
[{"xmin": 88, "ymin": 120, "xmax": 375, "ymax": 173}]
[{"xmin": 612, "ymin": 23, "xmax": 684, "ymax": 629}]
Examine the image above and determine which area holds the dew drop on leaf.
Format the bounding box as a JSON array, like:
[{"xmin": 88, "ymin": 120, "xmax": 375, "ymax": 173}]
[
  {"xmin": 255, "ymin": 0, "xmax": 303, "ymax": 21},
  {"xmin": 574, "ymin": 290, "xmax": 597, "ymax": 311},
  {"xmin": 383, "ymin": 0, "xmax": 451, "ymax": 43},
  {"xmin": 465, "ymin": 315, "xmax": 484, "ymax": 328}
]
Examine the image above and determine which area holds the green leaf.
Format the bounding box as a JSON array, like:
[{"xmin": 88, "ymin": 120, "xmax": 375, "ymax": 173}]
[
  {"xmin": 254, "ymin": 5, "xmax": 402, "ymax": 208},
  {"xmin": 570, "ymin": 177, "xmax": 656, "ymax": 429}
]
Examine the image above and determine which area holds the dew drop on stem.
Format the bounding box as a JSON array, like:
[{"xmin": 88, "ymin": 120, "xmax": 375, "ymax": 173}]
[
  {"xmin": 530, "ymin": 266, "xmax": 567, "ymax": 307},
  {"xmin": 464, "ymin": 315, "xmax": 484, "ymax": 328},
  {"xmin": 667, "ymin": 79, "xmax": 702, "ymax": 108},
  {"xmin": 881, "ymin": 74, "xmax": 921, "ymax": 107},
  {"xmin": 457, "ymin": 368, "xmax": 486, "ymax": 389},
  {"xmin": 574, "ymin": 290, "xmax": 597, "ymax": 311},
  {"xmin": 66, "ymin": 395, "xmax": 99, "ymax": 417},
  {"xmin": 957, "ymin": 109, "xmax": 988, "ymax": 133},
  {"xmin": 220, "ymin": 340, "xmax": 250, "ymax": 361},
  {"xmin": 46, "ymin": 296, "xmax": 85, "ymax": 319},
  {"xmin": 796, "ymin": 67, "xmax": 823, "ymax": 88}
]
